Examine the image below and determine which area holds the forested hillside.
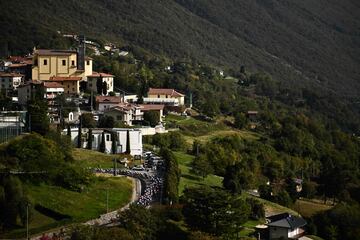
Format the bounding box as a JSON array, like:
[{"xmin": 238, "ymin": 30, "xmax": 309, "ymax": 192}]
[{"xmin": 0, "ymin": 0, "xmax": 359, "ymax": 95}]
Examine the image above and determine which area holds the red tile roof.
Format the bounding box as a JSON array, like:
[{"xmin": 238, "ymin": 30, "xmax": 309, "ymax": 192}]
[
  {"xmin": 139, "ymin": 104, "xmax": 165, "ymax": 111},
  {"xmin": 43, "ymin": 82, "xmax": 64, "ymax": 88},
  {"xmin": 7, "ymin": 56, "xmax": 27, "ymax": 63},
  {"xmin": 148, "ymin": 88, "xmax": 184, "ymax": 97},
  {"xmin": 106, "ymin": 105, "xmax": 132, "ymax": 113},
  {"xmin": 0, "ymin": 72, "xmax": 23, "ymax": 77},
  {"xmin": 49, "ymin": 76, "xmax": 82, "ymax": 81},
  {"xmin": 8, "ymin": 63, "xmax": 27, "ymax": 68},
  {"xmin": 17, "ymin": 80, "xmax": 42, "ymax": 88},
  {"xmin": 35, "ymin": 49, "xmax": 77, "ymax": 56},
  {"xmin": 87, "ymin": 72, "xmax": 114, "ymax": 77},
  {"xmin": 96, "ymin": 96, "xmax": 122, "ymax": 103}
]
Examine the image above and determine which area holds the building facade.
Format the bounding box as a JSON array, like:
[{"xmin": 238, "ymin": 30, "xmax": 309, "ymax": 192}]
[
  {"xmin": 87, "ymin": 72, "xmax": 114, "ymax": 94},
  {"xmin": 65, "ymin": 128, "xmax": 143, "ymax": 156},
  {"xmin": 31, "ymin": 49, "xmax": 93, "ymax": 81},
  {"xmin": 49, "ymin": 76, "xmax": 82, "ymax": 95},
  {"xmin": 144, "ymin": 88, "xmax": 185, "ymax": 106},
  {"xmin": 96, "ymin": 96, "xmax": 123, "ymax": 111},
  {"xmin": 0, "ymin": 73, "xmax": 23, "ymax": 90}
]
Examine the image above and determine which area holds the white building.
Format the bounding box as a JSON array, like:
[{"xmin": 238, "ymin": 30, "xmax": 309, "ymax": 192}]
[
  {"xmin": 87, "ymin": 72, "xmax": 114, "ymax": 94},
  {"xmin": 267, "ymin": 213, "xmax": 306, "ymax": 240},
  {"xmin": 144, "ymin": 88, "xmax": 185, "ymax": 106},
  {"xmin": 43, "ymin": 82, "xmax": 64, "ymax": 101},
  {"xmin": 96, "ymin": 96, "xmax": 123, "ymax": 112},
  {"xmin": 0, "ymin": 72, "xmax": 23, "ymax": 90},
  {"xmin": 103, "ymin": 104, "xmax": 164, "ymax": 126},
  {"xmin": 64, "ymin": 128, "xmax": 142, "ymax": 156},
  {"xmin": 103, "ymin": 103, "xmax": 143, "ymax": 126}
]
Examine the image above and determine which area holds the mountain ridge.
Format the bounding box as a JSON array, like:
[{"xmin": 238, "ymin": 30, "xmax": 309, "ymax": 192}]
[{"xmin": 0, "ymin": 0, "xmax": 359, "ymax": 95}]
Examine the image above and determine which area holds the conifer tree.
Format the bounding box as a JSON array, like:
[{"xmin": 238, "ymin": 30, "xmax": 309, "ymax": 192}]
[
  {"xmin": 87, "ymin": 128, "xmax": 93, "ymax": 150},
  {"xmin": 100, "ymin": 132, "xmax": 106, "ymax": 153},
  {"xmin": 125, "ymin": 130, "xmax": 131, "ymax": 154},
  {"xmin": 77, "ymin": 118, "xmax": 82, "ymax": 148}
]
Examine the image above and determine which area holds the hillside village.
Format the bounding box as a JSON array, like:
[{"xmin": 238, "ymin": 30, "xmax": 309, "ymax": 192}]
[
  {"xmin": 0, "ymin": 31, "xmax": 359, "ymax": 240},
  {"xmin": 0, "ymin": 36, "xmax": 190, "ymax": 156}
]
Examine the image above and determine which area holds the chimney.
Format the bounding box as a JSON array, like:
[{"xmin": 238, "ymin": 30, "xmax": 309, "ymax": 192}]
[{"xmin": 77, "ymin": 35, "xmax": 86, "ymax": 71}]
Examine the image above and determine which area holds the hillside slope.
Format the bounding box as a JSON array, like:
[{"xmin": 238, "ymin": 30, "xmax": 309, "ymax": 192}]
[{"xmin": 0, "ymin": 0, "xmax": 359, "ymax": 95}]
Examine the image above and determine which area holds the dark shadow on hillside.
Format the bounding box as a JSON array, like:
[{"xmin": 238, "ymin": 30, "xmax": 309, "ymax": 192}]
[
  {"xmin": 35, "ymin": 204, "xmax": 71, "ymax": 221},
  {"xmin": 182, "ymin": 174, "xmax": 202, "ymax": 181}
]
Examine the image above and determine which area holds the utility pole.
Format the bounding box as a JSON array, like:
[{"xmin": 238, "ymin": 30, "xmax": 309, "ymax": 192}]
[
  {"xmin": 113, "ymin": 158, "xmax": 117, "ymax": 176},
  {"xmin": 106, "ymin": 188, "xmax": 109, "ymax": 213},
  {"xmin": 26, "ymin": 203, "xmax": 29, "ymax": 240},
  {"xmin": 90, "ymin": 90, "xmax": 93, "ymax": 112}
]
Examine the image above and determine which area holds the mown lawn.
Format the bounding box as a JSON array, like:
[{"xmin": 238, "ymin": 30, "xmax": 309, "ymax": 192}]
[
  {"xmin": 173, "ymin": 151, "xmax": 223, "ymax": 194},
  {"xmin": 4, "ymin": 177, "xmax": 133, "ymax": 238},
  {"xmin": 293, "ymin": 199, "xmax": 333, "ymax": 218},
  {"xmin": 28, "ymin": 177, "xmax": 132, "ymax": 221},
  {"xmin": 72, "ymin": 148, "xmax": 131, "ymax": 168}
]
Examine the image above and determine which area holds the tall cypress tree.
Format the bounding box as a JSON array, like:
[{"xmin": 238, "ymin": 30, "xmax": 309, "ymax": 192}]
[
  {"xmin": 96, "ymin": 78, "xmax": 103, "ymax": 95},
  {"xmin": 125, "ymin": 130, "xmax": 131, "ymax": 154},
  {"xmin": 77, "ymin": 118, "xmax": 82, "ymax": 148},
  {"xmin": 87, "ymin": 128, "xmax": 93, "ymax": 150},
  {"xmin": 67, "ymin": 124, "xmax": 71, "ymax": 136},
  {"xmin": 102, "ymin": 81, "xmax": 108, "ymax": 96},
  {"xmin": 111, "ymin": 132, "xmax": 117, "ymax": 154},
  {"xmin": 100, "ymin": 132, "xmax": 106, "ymax": 153}
]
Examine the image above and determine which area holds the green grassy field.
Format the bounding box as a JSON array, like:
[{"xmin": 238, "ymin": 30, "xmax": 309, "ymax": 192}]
[
  {"xmin": 173, "ymin": 151, "xmax": 223, "ymax": 194},
  {"xmin": 1, "ymin": 147, "xmax": 136, "ymax": 238},
  {"xmin": 3, "ymin": 175, "xmax": 133, "ymax": 238},
  {"xmin": 72, "ymin": 148, "xmax": 131, "ymax": 168},
  {"xmin": 293, "ymin": 199, "xmax": 333, "ymax": 218},
  {"xmin": 173, "ymin": 150, "xmax": 299, "ymax": 218},
  {"xmin": 166, "ymin": 114, "xmax": 259, "ymax": 146}
]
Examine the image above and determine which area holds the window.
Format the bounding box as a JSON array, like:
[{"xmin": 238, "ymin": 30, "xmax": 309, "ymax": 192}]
[
  {"xmin": 71, "ymin": 60, "xmax": 75, "ymax": 66},
  {"xmin": 158, "ymin": 94, "xmax": 160, "ymax": 98},
  {"xmin": 43, "ymin": 59, "xmax": 47, "ymax": 65},
  {"xmin": 106, "ymin": 135, "xmax": 110, "ymax": 141},
  {"xmin": 86, "ymin": 60, "xmax": 90, "ymax": 65},
  {"xmin": 62, "ymin": 60, "xmax": 66, "ymax": 66},
  {"xmin": 166, "ymin": 95, "xmax": 168, "ymax": 98},
  {"xmin": 73, "ymin": 82, "xmax": 75, "ymax": 85},
  {"xmin": 68, "ymin": 85, "xmax": 70, "ymax": 88},
  {"xmin": 72, "ymin": 88, "xmax": 75, "ymax": 91}
]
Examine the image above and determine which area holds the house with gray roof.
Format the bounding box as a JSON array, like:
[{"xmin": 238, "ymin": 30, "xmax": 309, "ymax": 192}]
[{"xmin": 266, "ymin": 213, "xmax": 306, "ymax": 239}]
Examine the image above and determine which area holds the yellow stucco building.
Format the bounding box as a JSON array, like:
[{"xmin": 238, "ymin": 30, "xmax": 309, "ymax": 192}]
[{"xmin": 31, "ymin": 49, "xmax": 92, "ymax": 94}]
